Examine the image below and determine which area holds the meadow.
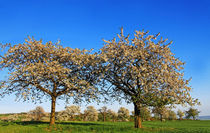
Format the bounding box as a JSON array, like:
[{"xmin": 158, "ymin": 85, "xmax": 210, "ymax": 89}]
[{"xmin": 0, "ymin": 120, "xmax": 209, "ymax": 133}]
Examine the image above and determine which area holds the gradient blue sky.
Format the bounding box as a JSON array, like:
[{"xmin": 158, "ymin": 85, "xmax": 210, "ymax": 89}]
[{"xmin": 0, "ymin": 0, "xmax": 209, "ymax": 116}]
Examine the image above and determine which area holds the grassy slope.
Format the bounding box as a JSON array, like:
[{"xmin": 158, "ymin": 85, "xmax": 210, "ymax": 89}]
[{"xmin": 0, "ymin": 120, "xmax": 209, "ymax": 133}]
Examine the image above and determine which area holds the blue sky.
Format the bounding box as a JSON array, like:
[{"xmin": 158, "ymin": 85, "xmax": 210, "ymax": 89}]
[{"xmin": 0, "ymin": 0, "xmax": 209, "ymax": 116}]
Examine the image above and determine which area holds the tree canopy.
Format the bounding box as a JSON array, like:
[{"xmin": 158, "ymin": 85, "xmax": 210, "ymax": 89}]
[
  {"xmin": 0, "ymin": 37, "xmax": 100, "ymax": 125},
  {"xmin": 185, "ymin": 108, "xmax": 200, "ymax": 120},
  {"xmin": 99, "ymin": 28, "xmax": 199, "ymax": 128}
]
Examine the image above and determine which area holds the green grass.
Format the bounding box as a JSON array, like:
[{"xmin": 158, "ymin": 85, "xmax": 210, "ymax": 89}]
[{"xmin": 0, "ymin": 120, "xmax": 209, "ymax": 133}]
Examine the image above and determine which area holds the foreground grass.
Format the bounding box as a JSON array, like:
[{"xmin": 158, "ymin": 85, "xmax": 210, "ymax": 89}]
[{"xmin": 0, "ymin": 120, "xmax": 210, "ymax": 133}]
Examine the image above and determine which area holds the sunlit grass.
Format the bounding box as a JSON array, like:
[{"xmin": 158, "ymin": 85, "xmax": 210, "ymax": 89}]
[{"xmin": 0, "ymin": 120, "xmax": 209, "ymax": 133}]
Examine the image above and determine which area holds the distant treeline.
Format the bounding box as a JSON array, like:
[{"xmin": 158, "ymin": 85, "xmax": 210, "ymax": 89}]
[{"xmin": 0, "ymin": 105, "xmax": 200, "ymax": 122}]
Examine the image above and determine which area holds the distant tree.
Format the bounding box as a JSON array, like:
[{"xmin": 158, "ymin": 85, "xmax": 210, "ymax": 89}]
[
  {"xmin": 56, "ymin": 110, "xmax": 69, "ymax": 121},
  {"xmin": 185, "ymin": 108, "xmax": 200, "ymax": 120},
  {"xmin": 152, "ymin": 106, "xmax": 169, "ymax": 121},
  {"xmin": 132, "ymin": 107, "xmax": 151, "ymax": 121},
  {"xmin": 56, "ymin": 105, "xmax": 80, "ymax": 121},
  {"xmin": 84, "ymin": 106, "xmax": 98, "ymax": 121},
  {"xmin": 107, "ymin": 109, "xmax": 118, "ymax": 122},
  {"xmin": 65, "ymin": 105, "xmax": 81, "ymax": 120},
  {"xmin": 118, "ymin": 107, "xmax": 130, "ymax": 121},
  {"xmin": 168, "ymin": 110, "xmax": 177, "ymax": 120},
  {"xmin": 98, "ymin": 106, "xmax": 108, "ymax": 122},
  {"xmin": 3, "ymin": 114, "xmax": 19, "ymax": 122},
  {"xmin": 140, "ymin": 107, "xmax": 151, "ymax": 121},
  {"xmin": 28, "ymin": 106, "xmax": 46, "ymax": 121},
  {"xmin": 0, "ymin": 38, "xmax": 100, "ymax": 125},
  {"xmin": 177, "ymin": 109, "xmax": 185, "ymax": 120},
  {"xmin": 99, "ymin": 28, "xmax": 199, "ymax": 128}
]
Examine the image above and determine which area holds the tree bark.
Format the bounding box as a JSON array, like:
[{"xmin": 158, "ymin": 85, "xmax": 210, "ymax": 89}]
[
  {"xmin": 160, "ymin": 114, "xmax": 163, "ymax": 121},
  {"xmin": 134, "ymin": 103, "xmax": 142, "ymax": 128},
  {"xmin": 104, "ymin": 113, "xmax": 106, "ymax": 122},
  {"xmin": 50, "ymin": 96, "xmax": 56, "ymax": 126}
]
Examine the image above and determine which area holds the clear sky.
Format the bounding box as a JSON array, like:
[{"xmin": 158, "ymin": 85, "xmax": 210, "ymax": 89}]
[{"xmin": 0, "ymin": 0, "xmax": 209, "ymax": 116}]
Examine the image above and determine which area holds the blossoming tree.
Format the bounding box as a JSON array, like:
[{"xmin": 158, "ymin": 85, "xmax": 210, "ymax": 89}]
[
  {"xmin": 0, "ymin": 37, "xmax": 99, "ymax": 125},
  {"xmin": 99, "ymin": 28, "xmax": 199, "ymax": 128}
]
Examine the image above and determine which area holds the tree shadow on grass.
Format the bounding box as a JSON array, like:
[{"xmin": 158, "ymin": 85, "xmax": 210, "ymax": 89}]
[
  {"xmin": 13, "ymin": 121, "xmax": 104, "ymax": 126},
  {"xmin": 0, "ymin": 121, "xmax": 45, "ymax": 126},
  {"xmin": 58, "ymin": 121, "xmax": 104, "ymax": 126},
  {"xmin": 14, "ymin": 121, "xmax": 48, "ymax": 125}
]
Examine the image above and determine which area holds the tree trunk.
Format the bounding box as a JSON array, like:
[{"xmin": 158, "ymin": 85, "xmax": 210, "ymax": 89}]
[
  {"xmin": 134, "ymin": 103, "xmax": 142, "ymax": 128},
  {"xmin": 50, "ymin": 96, "xmax": 56, "ymax": 126},
  {"xmin": 103, "ymin": 113, "xmax": 106, "ymax": 122},
  {"xmin": 160, "ymin": 114, "xmax": 163, "ymax": 121}
]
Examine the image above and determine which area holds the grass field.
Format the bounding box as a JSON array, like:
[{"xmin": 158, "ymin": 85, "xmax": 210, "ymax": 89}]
[{"xmin": 0, "ymin": 120, "xmax": 209, "ymax": 133}]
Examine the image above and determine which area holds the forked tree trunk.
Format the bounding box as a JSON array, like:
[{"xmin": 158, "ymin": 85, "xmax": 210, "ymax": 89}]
[
  {"xmin": 50, "ymin": 96, "xmax": 56, "ymax": 126},
  {"xmin": 134, "ymin": 103, "xmax": 142, "ymax": 128}
]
